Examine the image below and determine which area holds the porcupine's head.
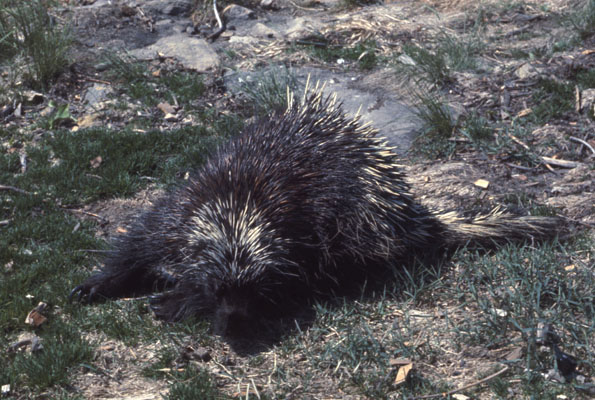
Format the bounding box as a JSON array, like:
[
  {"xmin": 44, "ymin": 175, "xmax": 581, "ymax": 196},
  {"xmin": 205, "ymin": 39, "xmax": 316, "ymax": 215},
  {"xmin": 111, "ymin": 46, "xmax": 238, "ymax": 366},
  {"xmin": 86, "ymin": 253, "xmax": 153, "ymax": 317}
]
[{"xmin": 182, "ymin": 187, "xmax": 304, "ymax": 339}]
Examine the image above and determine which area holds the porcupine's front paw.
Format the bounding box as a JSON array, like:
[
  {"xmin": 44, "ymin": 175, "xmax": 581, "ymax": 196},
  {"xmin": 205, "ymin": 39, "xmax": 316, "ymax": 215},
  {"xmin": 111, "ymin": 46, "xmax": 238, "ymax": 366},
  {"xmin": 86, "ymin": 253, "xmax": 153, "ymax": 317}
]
[
  {"xmin": 149, "ymin": 292, "xmax": 185, "ymax": 321},
  {"xmin": 69, "ymin": 273, "xmax": 114, "ymax": 303},
  {"xmin": 149, "ymin": 285, "xmax": 209, "ymax": 322}
]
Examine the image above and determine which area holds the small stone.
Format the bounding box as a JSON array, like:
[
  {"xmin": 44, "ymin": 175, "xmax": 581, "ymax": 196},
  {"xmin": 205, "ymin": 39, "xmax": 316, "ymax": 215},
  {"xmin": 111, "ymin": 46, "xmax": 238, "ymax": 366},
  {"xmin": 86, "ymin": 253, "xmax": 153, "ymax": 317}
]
[
  {"xmin": 579, "ymin": 88, "xmax": 595, "ymax": 118},
  {"xmin": 23, "ymin": 90, "xmax": 44, "ymax": 105},
  {"xmin": 260, "ymin": 0, "xmax": 279, "ymax": 9},
  {"xmin": 224, "ymin": 4, "xmax": 256, "ymax": 21},
  {"xmin": 163, "ymin": 0, "xmax": 193, "ymax": 16},
  {"xmin": 13, "ymin": 103, "xmax": 22, "ymax": 118},
  {"xmin": 94, "ymin": 62, "xmax": 110, "ymax": 71},
  {"xmin": 515, "ymin": 63, "xmax": 543, "ymax": 79}
]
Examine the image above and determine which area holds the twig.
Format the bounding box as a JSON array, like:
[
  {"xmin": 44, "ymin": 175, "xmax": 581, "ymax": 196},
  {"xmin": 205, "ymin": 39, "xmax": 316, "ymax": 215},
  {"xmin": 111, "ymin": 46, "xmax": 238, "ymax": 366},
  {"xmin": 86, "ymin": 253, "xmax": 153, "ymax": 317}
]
[
  {"xmin": 207, "ymin": 0, "xmax": 226, "ymax": 41},
  {"xmin": 79, "ymin": 76, "xmax": 112, "ymax": 85},
  {"xmin": 64, "ymin": 208, "xmax": 106, "ymax": 222},
  {"xmin": 506, "ymin": 163, "xmax": 534, "ymax": 171},
  {"xmin": 0, "ymin": 184, "xmax": 33, "ymax": 195},
  {"xmin": 408, "ymin": 366, "xmax": 509, "ymax": 400},
  {"xmin": 541, "ymin": 156, "xmax": 581, "ymax": 169},
  {"xmin": 506, "ymin": 133, "xmax": 583, "ymax": 169},
  {"xmin": 569, "ymin": 136, "xmax": 595, "ymax": 155}
]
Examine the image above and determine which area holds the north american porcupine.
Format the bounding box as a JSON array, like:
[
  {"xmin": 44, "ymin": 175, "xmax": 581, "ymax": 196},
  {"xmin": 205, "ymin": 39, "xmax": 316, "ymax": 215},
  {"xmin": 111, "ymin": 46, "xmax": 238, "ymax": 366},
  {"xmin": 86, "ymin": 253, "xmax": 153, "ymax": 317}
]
[{"xmin": 70, "ymin": 87, "xmax": 560, "ymax": 337}]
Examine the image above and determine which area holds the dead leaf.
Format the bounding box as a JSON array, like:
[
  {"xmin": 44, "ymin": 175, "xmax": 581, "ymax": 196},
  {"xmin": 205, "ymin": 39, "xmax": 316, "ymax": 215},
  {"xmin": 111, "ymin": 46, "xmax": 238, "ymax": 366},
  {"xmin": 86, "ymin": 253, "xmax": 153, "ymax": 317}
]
[
  {"xmin": 25, "ymin": 302, "xmax": 48, "ymax": 327},
  {"xmin": 390, "ymin": 357, "xmax": 412, "ymax": 366},
  {"xmin": 564, "ymin": 265, "xmax": 575, "ymax": 271},
  {"xmin": 90, "ymin": 156, "xmax": 102, "ymax": 169},
  {"xmin": 505, "ymin": 346, "xmax": 523, "ymax": 361},
  {"xmin": 164, "ymin": 113, "xmax": 178, "ymax": 122},
  {"xmin": 77, "ymin": 113, "xmax": 100, "ymax": 129},
  {"xmin": 581, "ymin": 49, "xmax": 595, "ymax": 55},
  {"xmin": 116, "ymin": 226, "xmax": 128, "ymax": 234},
  {"xmin": 152, "ymin": 69, "xmax": 161, "ymax": 77},
  {"xmin": 394, "ymin": 362, "xmax": 413, "ymax": 385},
  {"xmin": 157, "ymin": 102, "xmax": 176, "ymax": 115},
  {"xmin": 474, "ymin": 179, "xmax": 490, "ymax": 189},
  {"xmin": 517, "ymin": 108, "xmax": 533, "ymax": 117}
]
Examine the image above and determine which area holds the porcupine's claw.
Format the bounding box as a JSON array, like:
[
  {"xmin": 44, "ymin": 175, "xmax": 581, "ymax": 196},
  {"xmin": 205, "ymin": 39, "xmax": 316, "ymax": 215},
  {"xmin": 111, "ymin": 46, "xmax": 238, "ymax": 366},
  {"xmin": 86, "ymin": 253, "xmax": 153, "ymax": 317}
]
[
  {"xmin": 148, "ymin": 294, "xmax": 168, "ymax": 320},
  {"xmin": 69, "ymin": 283, "xmax": 96, "ymax": 303}
]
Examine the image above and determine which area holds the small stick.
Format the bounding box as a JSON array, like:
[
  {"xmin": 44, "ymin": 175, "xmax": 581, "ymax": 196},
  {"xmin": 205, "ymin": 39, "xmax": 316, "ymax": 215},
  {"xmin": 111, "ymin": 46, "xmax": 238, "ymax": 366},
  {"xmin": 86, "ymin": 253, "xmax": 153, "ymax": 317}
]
[
  {"xmin": 65, "ymin": 208, "xmax": 106, "ymax": 221},
  {"xmin": 79, "ymin": 76, "xmax": 112, "ymax": 85},
  {"xmin": 506, "ymin": 163, "xmax": 534, "ymax": 171},
  {"xmin": 207, "ymin": 0, "xmax": 226, "ymax": 41},
  {"xmin": 0, "ymin": 184, "xmax": 33, "ymax": 195},
  {"xmin": 569, "ymin": 136, "xmax": 595, "ymax": 155},
  {"xmin": 541, "ymin": 156, "xmax": 581, "ymax": 169},
  {"xmin": 408, "ymin": 366, "xmax": 509, "ymax": 400}
]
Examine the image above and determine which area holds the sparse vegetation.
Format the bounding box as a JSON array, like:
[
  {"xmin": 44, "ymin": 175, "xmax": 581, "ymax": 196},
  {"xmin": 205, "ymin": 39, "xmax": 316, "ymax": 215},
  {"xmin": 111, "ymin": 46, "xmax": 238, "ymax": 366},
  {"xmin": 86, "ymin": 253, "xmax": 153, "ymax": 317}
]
[
  {"xmin": 398, "ymin": 29, "xmax": 484, "ymax": 86},
  {"xmin": 568, "ymin": 0, "xmax": 595, "ymax": 39},
  {"xmin": 410, "ymin": 90, "xmax": 457, "ymax": 158},
  {"xmin": 298, "ymin": 38, "xmax": 379, "ymax": 71},
  {"xmin": 0, "ymin": 0, "xmax": 71, "ymax": 89},
  {"xmin": 1, "ymin": 0, "xmax": 593, "ymax": 399},
  {"xmin": 238, "ymin": 66, "xmax": 298, "ymax": 115}
]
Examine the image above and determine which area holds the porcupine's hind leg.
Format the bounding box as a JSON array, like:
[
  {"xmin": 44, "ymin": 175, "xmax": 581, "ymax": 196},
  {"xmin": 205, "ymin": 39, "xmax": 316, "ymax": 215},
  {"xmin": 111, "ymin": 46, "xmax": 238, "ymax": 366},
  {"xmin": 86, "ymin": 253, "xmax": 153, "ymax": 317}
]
[{"xmin": 70, "ymin": 201, "xmax": 180, "ymax": 303}]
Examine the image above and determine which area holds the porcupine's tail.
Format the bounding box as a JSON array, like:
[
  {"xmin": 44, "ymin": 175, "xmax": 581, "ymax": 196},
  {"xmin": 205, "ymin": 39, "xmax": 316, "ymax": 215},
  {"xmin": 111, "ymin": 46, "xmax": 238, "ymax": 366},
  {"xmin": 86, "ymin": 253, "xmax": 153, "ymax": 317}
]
[{"xmin": 437, "ymin": 207, "xmax": 563, "ymax": 250}]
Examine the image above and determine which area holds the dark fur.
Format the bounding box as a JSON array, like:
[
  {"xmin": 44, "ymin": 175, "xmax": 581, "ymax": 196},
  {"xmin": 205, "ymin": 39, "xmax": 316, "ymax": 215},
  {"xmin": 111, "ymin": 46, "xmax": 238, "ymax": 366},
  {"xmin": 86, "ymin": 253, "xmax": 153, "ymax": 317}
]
[{"xmin": 70, "ymin": 89, "xmax": 559, "ymax": 337}]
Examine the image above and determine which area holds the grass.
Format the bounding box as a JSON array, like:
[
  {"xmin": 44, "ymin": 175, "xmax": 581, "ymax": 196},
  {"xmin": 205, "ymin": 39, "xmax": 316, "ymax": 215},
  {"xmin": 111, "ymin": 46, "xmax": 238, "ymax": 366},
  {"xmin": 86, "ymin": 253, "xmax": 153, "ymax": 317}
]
[
  {"xmin": 166, "ymin": 367, "xmax": 229, "ymax": 400},
  {"xmin": 297, "ymin": 38, "xmax": 379, "ymax": 71},
  {"xmin": 0, "ymin": 99, "xmax": 234, "ymax": 397},
  {"xmin": 409, "ymin": 90, "xmax": 457, "ymax": 158},
  {"xmin": 103, "ymin": 52, "xmax": 208, "ymax": 109},
  {"xmin": 397, "ymin": 29, "xmax": 484, "ymax": 86},
  {"xmin": 238, "ymin": 66, "xmax": 298, "ymax": 116},
  {"xmin": 568, "ymin": 0, "xmax": 595, "ymax": 39},
  {"xmin": 2, "ymin": 2, "xmax": 594, "ymax": 399},
  {"xmin": 0, "ymin": 0, "xmax": 71, "ymax": 89}
]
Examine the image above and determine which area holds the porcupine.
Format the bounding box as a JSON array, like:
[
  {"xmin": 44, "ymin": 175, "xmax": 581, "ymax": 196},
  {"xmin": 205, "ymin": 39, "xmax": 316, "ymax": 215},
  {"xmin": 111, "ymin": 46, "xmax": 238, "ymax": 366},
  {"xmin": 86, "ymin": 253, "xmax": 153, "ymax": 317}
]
[{"xmin": 70, "ymin": 86, "xmax": 560, "ymax": 337}]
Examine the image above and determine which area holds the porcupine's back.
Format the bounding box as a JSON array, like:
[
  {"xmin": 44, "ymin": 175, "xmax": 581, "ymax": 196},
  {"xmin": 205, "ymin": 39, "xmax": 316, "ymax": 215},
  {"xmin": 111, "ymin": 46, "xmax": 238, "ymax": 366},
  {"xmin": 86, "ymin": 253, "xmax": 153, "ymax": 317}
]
[{"xmin": 173, "ymin": 89, "xmax": 446, "ymax": 316}]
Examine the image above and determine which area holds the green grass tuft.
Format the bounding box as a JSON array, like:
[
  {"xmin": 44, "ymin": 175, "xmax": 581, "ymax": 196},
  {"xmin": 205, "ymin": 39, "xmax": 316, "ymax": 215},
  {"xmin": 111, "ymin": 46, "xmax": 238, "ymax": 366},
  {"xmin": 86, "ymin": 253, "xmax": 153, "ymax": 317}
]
[
  {"xmin": 0, "ymin": 0, "xmax": 72, "ymax": 89},
  {"xmin": 239, "ymin": 66, "xmax": 298, "ymax": 116},
  {"xmin": 166, "ymin": 366, "xmax": 229, "ymax": 400}
]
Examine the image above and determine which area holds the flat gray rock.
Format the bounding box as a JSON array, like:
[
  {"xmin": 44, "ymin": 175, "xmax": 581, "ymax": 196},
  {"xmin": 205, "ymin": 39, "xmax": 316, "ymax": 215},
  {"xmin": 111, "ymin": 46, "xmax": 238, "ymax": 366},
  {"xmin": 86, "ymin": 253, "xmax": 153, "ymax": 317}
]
[
  {"xmin": 225, "ymin": 67, "xmax": 419, "ymax": 153},
  {"xmin": 131, "ymin": 34, "xmax": 219, "ymax": 72}
]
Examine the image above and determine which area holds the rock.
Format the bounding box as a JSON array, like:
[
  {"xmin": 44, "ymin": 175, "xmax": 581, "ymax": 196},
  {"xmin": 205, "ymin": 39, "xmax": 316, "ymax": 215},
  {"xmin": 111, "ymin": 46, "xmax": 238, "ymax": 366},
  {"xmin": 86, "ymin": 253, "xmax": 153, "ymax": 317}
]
[
  {"xmin": 285, "ymin": 17, "xmax": 324, "ymax": 40},
  {"xmin": 224, "ymin": 4, "xmax": 256, "ymax": 21},
  {"xmin": 397, "ymin": 53, "xmax": 416, "ymax": 66},
  {"xmin": 228, "ymin": 36, "xmax": 260, "ymax": 46},
  {"xmin": 84, "ymin": 83, "xmax": 112, "ymax": 107},
  {"xmin": 94, "ymin": 62, "xmax": 110, "ymax": 71},
  {"xmin": 144, "ymin": 0, "xmax": 193, "ymax": 16},
  {"xmin": 249, "ymin": 23, "xmax": 279, "ymax": 38},
  {"xmin": 579, "ymin": 88, "xmax": 595, "ymax": 117},
  {"xmin": 163, "ymin": 0, "xmax": 193, "ymax": 16},
  {"xmin": 131, "ymin": 34, "xmax": 219, "ymax": 72},
  {"xmin": 515, "ymin": 63, "xmax": 543, "ymax": 79},
  {"xmin": 22, "ymin": 90, "xmax": 44, "ymax": 105},
  {"xmin": 260, "ymin": 0, "xmax": 279, "ymax": 9}
]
